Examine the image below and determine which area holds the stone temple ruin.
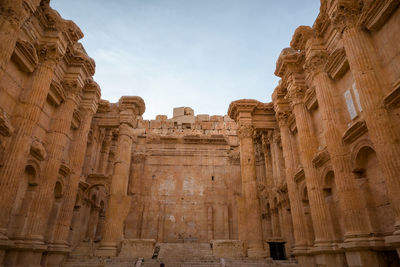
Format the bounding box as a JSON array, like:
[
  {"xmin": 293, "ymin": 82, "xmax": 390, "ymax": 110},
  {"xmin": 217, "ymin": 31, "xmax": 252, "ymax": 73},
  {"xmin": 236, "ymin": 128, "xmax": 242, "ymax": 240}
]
[{"xmin": 0, "ymin": 0, "xmax": 400, "ymax": 266}]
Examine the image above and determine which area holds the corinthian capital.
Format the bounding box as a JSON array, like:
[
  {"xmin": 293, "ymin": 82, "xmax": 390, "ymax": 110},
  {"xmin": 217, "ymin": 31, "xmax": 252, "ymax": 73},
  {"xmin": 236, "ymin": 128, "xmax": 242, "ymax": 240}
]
[
  {"xmin": 304, "ymin": 49, "xmax": 328, "ymax": 77},
  {"xmin": 275, "ymin": 111, "xmax": 290, "ymax": 127},
  {"xmin": 37, "ymin": 43, "xmax": 63, "ymax": 64},
  {"xmin": 288, "ymin": 85, "xmax": 306, "ymax": 106},
  {"xmin": 329, "ymin": 0, "xmax": 362, "ymax": 33},
  {"xmin": 237, "ymin": 124, "xmax": 254, "ymax": 139}
]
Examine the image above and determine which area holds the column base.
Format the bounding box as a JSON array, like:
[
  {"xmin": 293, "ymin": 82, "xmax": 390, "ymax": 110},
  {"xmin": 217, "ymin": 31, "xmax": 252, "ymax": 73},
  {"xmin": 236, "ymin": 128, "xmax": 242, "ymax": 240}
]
[
  {"xmin": 96, "ymin": 243, "xmax": 118, "ymax": 257},
  {"xmin": 3, "ymin": 239, "xmax": 47, "ymax": 267},
  {"xmin": 296, "ymin": 255, "xmax": 316, "ymax": 267},
  {"xmin": 44, "ymin": 243, "xmax": 71, "ymax": 267},
  {"xmin": 247, "ymin": 247, "xmax": 267, "ymax": 258}
]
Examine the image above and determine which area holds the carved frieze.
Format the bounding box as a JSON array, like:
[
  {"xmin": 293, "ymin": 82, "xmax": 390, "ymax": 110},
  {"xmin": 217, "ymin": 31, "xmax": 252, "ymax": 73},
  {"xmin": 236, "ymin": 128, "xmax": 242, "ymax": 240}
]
[
  {"xmin": 383, "ymin": 79, "xmax": 400, "ymax": 110},
  {"xmin": 342, "ymin": 120, "xmax": 368, "ymax": 144},
  {"xmin": 12, "ymin": 39, "xmax": 38, "ymax": 73}
]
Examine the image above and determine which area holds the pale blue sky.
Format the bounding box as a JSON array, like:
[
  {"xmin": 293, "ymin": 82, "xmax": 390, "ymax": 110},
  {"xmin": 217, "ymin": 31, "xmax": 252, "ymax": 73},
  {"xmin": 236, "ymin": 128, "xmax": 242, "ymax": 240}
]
[{"xmin": 51, "ymin": 0, "xmax": 320, "ymax": 119}]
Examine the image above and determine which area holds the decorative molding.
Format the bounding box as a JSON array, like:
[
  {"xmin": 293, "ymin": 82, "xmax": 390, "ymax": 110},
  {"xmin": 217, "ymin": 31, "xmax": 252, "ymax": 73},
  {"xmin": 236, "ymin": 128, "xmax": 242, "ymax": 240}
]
[
  {"xmin": 59, "ymin": 161, "xmax": 71, "ymax": 177},
  {"xmin": 312, "ymin": 147, "xmax": 331, "ymax": 168},
  {"xmin": 359, "ymin": 0, "xmax": 400, "ymax": 32},
  {"xmin": 0, "ymin": 109, "xmax": 14, "ymax": 137},
  {"xmin": 288, "ymin": 114, "xmax": 297, "ymax": 134},
  {"xmin": 342, "ymin": 120, "xmax": 368, "ymax": 144},
  {"xmin": 12, "ymin": 39, "xmax": 38, "ymax": 73},
  {"xmin": 87, "ymin": 173, "xmax": 110, "ymax": 186},
  {"xmin": 304, "ymin": 87, "xmax": 318, "ymax": 111},
  {"xmin": 383, "ymin": 79, "xmax": 400, "ymax": 110},
  {"xmin": 30, "ymin": 138, "xmax": 47, "ymax": 161},
  {"xmin": 71, "ymin": 110, "xmax": 81, "ymax": 129},
  {"xmin": 47, "ymin": 80, "xmax": 66, "ymax": 106},
  {"xmin": 324, "ymin": 48, "xmax": 349, "ymax": 80},
  {"xmin": 294, "ymin": 166, "xmax": 305, "ymax": 183}
]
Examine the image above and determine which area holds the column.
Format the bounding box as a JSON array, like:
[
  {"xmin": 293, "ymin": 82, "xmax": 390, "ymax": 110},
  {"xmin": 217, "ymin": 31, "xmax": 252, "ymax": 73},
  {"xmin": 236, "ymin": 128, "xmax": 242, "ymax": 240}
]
[
  {"xmin": 287, "ymin": 84, "xmax": 334, "ymax": 245},
  {"xmin": 237, "ymin": 122, "xmax": 266, "ymax": 258},
  {"xmin": 274, "ymin": 109, "xmax": 309, "ymax": 252},
  {"xmin": 47, "ymin": 82, "xmax": 100, "ymax": 256},
  {"xmin": 304, "ymin": 45, "xmax": 371, "ymax": 239},
  {"xmin": 22, "ymin": 80, "xmax": 81, "ymax": 243},
  {"xmin": 331, "ymin": 3, "xmax": 400, "ymax": 235},
  {"xmin": 0, "ymin": 43, "xmax": 62, "ymax": 239}
]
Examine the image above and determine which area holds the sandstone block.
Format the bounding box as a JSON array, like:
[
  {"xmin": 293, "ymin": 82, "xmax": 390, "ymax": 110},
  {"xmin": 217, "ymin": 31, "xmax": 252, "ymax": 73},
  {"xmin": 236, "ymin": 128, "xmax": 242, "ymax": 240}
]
[{"xmin": 118, "ymin": 239, "xmax": 156, "ymax": 259}]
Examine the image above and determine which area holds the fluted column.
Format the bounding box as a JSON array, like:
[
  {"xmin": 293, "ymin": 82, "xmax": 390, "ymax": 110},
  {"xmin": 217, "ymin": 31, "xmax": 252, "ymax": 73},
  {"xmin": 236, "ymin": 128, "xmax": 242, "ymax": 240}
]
[
  {"xmin": 304, "ymin": 45, "xmax": 370, "ymax": 240},
  {"xmin": 331, "ymin": 4, "xmax": 400, "ymax": 234},
  {"xmin": 0, "ymin": 43, "xmax": 62, "ymax": 239},
  {"xmin": 50, "ymin": 85, "xmax": 100, "ymax": 247},
  {"xmin": 237, "ymin": 122, "xmax": 266, "ymax": 258},
  {"xmin": 274, "ymin": 109, "xmax": 310, "ymax": 252},
  {"xmin": 0, "ymin": 0, "xmax": 40, "ymax": 81},
  {"xmin": 22, "ymin": 81, "xmax": 81, "ymax": 242},
  {"xmin": 288, "ymin": 86, "xmax": 334, "ymax": 246}
]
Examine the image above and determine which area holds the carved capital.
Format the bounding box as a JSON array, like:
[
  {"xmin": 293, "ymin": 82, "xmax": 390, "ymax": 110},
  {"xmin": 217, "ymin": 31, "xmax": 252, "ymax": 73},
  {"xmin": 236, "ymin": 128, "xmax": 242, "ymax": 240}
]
[
  {"xmin": 237, "ymin": 124, "xmax": 254, "ymax": 139},
  {"xmin": 304, "ymin": 49, "xmax": 328, "ymax": 77},
  {"xmin": 329, "ymin": 0, "xmax": 362, "ymax": 33},
  {"xmin": 0, "ymin": 0, "xmax": 27, "ymax": 27},
  {"xmin": 61, "ymin": 79, "xmax": 82, "ymax": 100},
  {"xmin": 37, "ymin": 43, "xmax": 63, "ymax": 64},
  {"xmin": 288, "ymin": 85, "xmax": 306, "ymax": 105},
  {"xmin": 275, "ymin": 111, "xmax": 290, "ymax": 127}
]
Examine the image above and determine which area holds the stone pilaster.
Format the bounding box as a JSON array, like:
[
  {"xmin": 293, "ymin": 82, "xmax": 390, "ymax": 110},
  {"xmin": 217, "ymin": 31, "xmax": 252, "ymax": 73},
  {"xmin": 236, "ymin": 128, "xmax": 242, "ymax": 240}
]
[
  {"xmin": 304, "ymin": 43, "xmax": 371, "ymax": 240},
  {"xmin": 237, "ymin": 122, "xmax": 266, "ymax": 258},
  {"xmin": 97, "ymin": 96, "xmax": 145, "ymax": 257},
  {"xmin": 331, "ymin": 2, "xmax": 400, "ymax": 236},
  {"xmin": 0, "ymin": 43, "xmax": 62, "ymax": 239},
  {"xmin": 97, "ymin": 129, "xmax": 112, "ymax": 174},
  {"xmin": 22, "ymin": 80, "xmax": 82, "ymax": 243}
]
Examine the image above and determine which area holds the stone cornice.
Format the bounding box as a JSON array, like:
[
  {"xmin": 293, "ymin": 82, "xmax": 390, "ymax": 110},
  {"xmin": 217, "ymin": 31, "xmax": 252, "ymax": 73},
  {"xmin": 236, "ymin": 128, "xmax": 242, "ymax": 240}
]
[
  {"xmin": 275, "ymin": 48, "xmax": 304, "ymax": 78},
  {"xmin": 290, "ymin": 26, "xmax": 314, "ymax": 51},
  {"xmin": 80, "ymin": 78, "xmax": 101, "ymax": 113},
  {"xmin": 342, "ymin": 120, "xmax": 368, "ymax": 144},
  {"xmin": 118, "ymin": 96, "xmax": 146, "ymax": 116},
  {"xmin": 383, "ymin": 78, "xmax": 400, "ymax": 110},
  {"xmin": 324, "ymin": 47, "xmax": 349, "ymax": 80},
  {"xmin": 12, "ymin": 39, "xmax": 38, "ymax": 73},
  {"xmin": 227, "ymin": 99, "xmax": 261, "ymax": 122}
]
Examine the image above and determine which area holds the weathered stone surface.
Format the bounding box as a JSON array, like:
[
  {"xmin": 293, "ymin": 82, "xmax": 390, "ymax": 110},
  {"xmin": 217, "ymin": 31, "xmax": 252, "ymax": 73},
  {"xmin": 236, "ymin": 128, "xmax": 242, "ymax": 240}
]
[{"xmin": 0, "ymin": 1, "xmax": 399, "ymax": 267}]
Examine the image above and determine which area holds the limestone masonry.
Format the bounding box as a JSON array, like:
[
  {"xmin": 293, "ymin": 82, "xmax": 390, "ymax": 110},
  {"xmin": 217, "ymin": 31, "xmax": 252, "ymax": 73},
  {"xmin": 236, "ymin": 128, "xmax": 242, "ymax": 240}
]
[{"xmin": 0, "ymin": 0, "xmax": 399, "ymax": 266}]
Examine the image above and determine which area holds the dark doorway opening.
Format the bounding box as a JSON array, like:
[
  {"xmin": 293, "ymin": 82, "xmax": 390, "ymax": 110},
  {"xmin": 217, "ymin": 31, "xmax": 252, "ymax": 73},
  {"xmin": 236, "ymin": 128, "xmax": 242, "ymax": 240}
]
[{"xmin": 268, "ymin": 242, "xmax": 286, "ymax": 260}]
